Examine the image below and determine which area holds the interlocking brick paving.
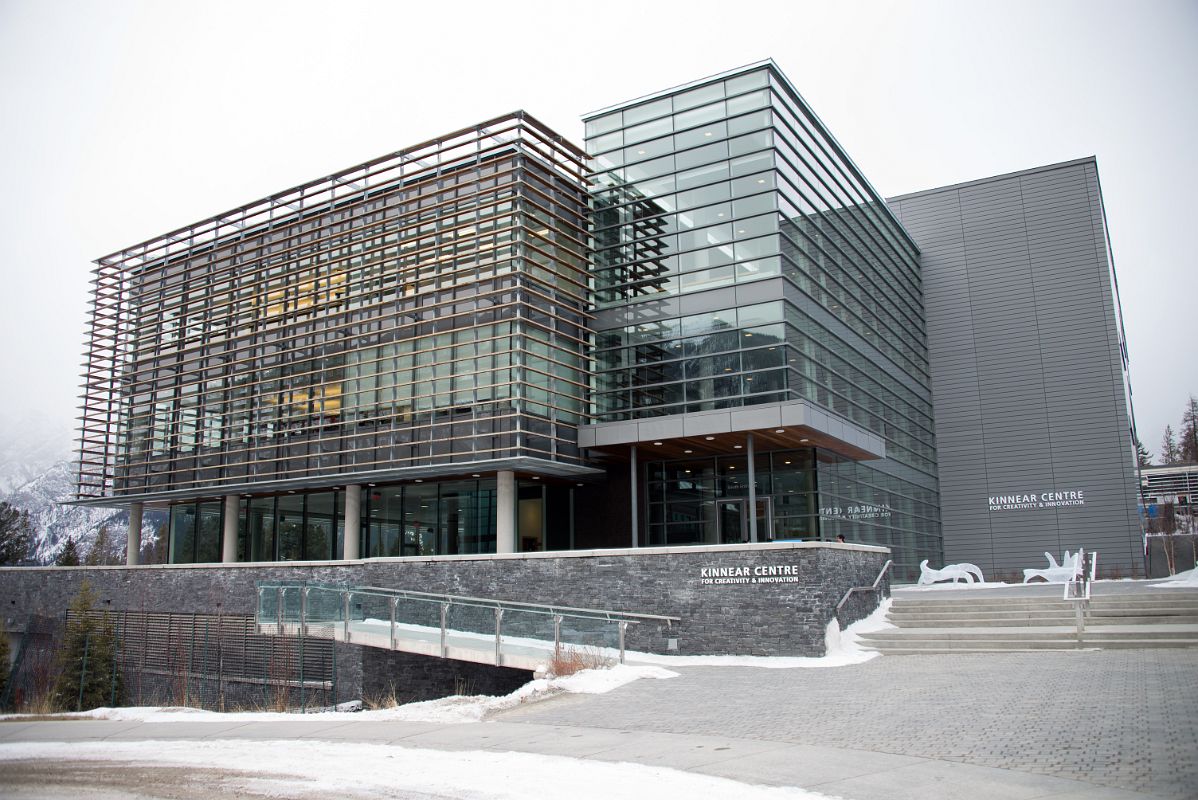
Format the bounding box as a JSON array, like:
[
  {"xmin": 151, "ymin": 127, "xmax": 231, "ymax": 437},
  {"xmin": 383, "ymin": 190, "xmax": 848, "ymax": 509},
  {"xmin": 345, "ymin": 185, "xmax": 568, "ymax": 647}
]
[{"xmin": 500, "ymin": 649, "xmax": 1198, "ymax": 798}]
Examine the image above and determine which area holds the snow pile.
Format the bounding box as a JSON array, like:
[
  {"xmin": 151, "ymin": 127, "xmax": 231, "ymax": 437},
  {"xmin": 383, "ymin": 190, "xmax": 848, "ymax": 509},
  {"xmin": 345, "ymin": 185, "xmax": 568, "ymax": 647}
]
[
  {"xmin": 41, "ymin": 664, "xmax": 678, "ymax": 725},
  {"xmin": 1151, "ymin": 567, "xmax": 1198, "ymax": 588},
  {"xmin": 0, "ymin": 739, "xmax": 838, "ymax": 800},
  {"xmin": 897, "ymin": 580, "xmax": 1019, "ymax": 591}
]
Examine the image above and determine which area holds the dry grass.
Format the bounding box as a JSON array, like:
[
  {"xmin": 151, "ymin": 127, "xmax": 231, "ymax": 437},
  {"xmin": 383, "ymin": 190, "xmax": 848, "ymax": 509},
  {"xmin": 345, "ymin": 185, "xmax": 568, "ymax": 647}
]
[{"xmin": 546, "ymin": 646, "xmax": 615, "ymax": 678}]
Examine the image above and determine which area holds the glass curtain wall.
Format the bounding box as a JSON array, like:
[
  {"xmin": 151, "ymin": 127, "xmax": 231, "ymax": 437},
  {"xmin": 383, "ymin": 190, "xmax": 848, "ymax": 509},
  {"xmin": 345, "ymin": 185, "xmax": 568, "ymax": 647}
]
[{"xmin": 586, "ymin": 64, "xmax": 942, "ymax": 576}]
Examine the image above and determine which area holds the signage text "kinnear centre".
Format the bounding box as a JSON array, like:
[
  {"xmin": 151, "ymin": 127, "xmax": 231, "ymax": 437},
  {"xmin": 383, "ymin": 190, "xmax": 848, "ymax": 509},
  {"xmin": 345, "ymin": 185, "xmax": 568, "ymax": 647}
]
[
  {"xmin": 699, "ymin": 564, "xmax": 802, "ymax": 585},
  {"xmin": 988, "ymin": 490, "xmax": 1085, "ymax": 512}
]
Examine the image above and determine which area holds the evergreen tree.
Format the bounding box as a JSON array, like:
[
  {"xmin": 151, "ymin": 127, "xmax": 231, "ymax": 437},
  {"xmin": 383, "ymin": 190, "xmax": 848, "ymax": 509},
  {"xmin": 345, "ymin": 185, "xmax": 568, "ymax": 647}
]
[
  {"xmin": 85, "ymin": 526, "xmax": 122, "ymax": 566},
  {"xmin": 1134, "ymin": 435, "xmax": 1153, "ymax": 468},
  {"xmin": 0, "ymin": 629, "xmax": 10, "ymax": 706},
  {"xmin": 0, "ymin": 502, "xmax": 34, "ymax": 565},
  {"xmin": 1160, "ymin": 425, "xmax": 1181, "ymax": 465},
  {"xmin": 55, "ymin": 538, "xmax": 81, "ymax": 567},
  {"xmin": 1181, "ymin": 395, "xmax": 1198, "ymax": 464},
  {"xmin": 49, "ymin": 582, "xmax": 121, "ymax": 711}
]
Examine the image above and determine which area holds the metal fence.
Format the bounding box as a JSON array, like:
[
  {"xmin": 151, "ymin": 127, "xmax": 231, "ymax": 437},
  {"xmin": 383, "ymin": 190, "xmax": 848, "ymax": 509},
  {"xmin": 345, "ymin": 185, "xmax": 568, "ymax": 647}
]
[{"xmin": 1, "ymin": 610, "xmax": 336, "ymax": 713}]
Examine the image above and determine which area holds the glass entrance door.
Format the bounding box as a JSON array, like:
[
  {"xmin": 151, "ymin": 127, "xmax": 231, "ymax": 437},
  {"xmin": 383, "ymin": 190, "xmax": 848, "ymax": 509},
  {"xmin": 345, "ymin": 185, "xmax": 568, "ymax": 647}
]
[
  {"xmin": 755, "ymin": 496, "xmax": 773, "ymax": 541},
  {"xmin": 718, "ymin": 499, "xmax": 745, "ymax": 543}
]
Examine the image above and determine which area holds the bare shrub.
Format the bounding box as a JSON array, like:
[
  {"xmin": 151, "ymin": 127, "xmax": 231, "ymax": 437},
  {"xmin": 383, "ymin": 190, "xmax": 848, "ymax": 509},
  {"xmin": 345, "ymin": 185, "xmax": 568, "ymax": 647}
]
[{"xmin": 546, "ymin": 646, "xmax": 614, "ymax": 678}]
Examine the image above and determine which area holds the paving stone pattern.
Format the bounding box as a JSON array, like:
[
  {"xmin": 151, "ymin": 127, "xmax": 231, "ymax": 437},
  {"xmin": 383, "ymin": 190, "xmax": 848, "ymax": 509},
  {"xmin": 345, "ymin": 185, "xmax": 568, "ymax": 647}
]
[{"xmin": 500, "ymin": 649, "xmax": 1198, "ymax": 798}]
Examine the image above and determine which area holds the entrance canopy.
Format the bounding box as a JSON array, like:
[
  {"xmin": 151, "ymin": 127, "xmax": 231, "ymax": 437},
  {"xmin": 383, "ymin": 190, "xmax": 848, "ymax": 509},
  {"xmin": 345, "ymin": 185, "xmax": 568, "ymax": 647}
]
[{"xmin": 578, "ymin": 399, "xmax": 885, "ymax": 461}]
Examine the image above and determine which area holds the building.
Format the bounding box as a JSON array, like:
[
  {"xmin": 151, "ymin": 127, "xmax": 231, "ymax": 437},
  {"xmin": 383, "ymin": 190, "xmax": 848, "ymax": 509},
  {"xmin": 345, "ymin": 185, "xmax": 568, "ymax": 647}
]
[
  {"xmin": 74, "ymin": 60, "xmax": 1141, "ymax": 581},
  {"xmin": 1141, "ymin": 463, "xmax": 1198, "ymax": 577},
  {"xmin": 579, "ymin": 63, "xmax": 941, "ymax": 577},
  {"xmin": 888, "ymin": 159, "xmax": 1142, "ymax": 577},
  {"xmin": 77, "ymin": 112, "xmax": 600, "ymax": 563}
]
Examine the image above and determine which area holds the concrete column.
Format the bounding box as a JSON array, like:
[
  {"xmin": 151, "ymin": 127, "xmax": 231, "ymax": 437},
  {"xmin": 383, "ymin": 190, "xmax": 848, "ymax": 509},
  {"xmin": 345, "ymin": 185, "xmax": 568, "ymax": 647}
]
[
  {"xmin": 343, "ymin": 484, "xmax": 361, "ymax": 560},
  {"xmin": 222, "ymin": 494, "xmax": 239, "ymax": 563},
  {"xmin": 126, "ymin": 502, "xmax": 143, "ymax": 566},
  {"xmin": 747, "ymin": 434, "xmax": 758, "ymax": 544},
  {"xmin": 630, "ymin": 445, "xmax": 639, "ymax": 548},
  {"xmin": 497, "ymin": 470, "xmax": 516, "ymax": 553}
]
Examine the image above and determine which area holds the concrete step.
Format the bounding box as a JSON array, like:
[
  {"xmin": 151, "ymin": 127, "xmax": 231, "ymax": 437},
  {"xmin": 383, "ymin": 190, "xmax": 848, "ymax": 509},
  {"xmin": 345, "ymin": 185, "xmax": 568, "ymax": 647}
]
[
  {"xmin": 892, "ymin": 615, "xmax": 1198, "ymax": 628},
  {"xmin": 863, "ymin": 639, "xmax": 1198, "ymax": 655},
  {"xmin": 864, "ymin": 625, "xmax": 1198, "ymax": 641}
]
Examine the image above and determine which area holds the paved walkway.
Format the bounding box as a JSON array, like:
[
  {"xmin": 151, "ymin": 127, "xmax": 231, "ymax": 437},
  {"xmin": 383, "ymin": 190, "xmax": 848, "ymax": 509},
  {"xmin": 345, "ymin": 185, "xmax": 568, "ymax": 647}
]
[
  {"xmin": 501, "ymin": 648, "xmax": 1198, "ymax": 798},
  {"xmin": 1, "ymin": 647, "xmax": 1195, "ymax": 798}
]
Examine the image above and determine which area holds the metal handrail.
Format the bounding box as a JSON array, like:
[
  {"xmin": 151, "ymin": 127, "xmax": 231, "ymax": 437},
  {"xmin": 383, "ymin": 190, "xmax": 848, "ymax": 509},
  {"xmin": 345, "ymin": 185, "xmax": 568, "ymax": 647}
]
[
  {"xmin": 256, "ymin": 581, "xmax": 679, "ymax": 666},
  {"xmin": 835, "ymin": 559, "xmax": 893, "ymax": 613},
  {"xmin": 258, "ymin": 581, "xmax": 680, "ymax": 625}
]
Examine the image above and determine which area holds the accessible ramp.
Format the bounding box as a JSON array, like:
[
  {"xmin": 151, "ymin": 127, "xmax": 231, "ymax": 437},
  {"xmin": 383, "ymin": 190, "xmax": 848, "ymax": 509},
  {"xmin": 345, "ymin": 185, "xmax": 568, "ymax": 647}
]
[{"xmin": 256, "ymin": 582, "xmax": 678, "ymax": 671}]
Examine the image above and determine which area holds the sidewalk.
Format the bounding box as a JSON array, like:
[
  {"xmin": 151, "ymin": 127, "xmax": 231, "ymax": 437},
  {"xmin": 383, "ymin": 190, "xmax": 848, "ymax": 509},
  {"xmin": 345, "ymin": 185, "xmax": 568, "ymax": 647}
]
[{"xmin": 0, "ymin": 716, "xmax": 1161, "ymax": 799}]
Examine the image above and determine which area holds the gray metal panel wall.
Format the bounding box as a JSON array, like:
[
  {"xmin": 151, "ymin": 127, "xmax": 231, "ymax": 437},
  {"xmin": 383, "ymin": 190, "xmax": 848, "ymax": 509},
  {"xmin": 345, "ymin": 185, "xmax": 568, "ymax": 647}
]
[{"xmin": 888, "ymin": 159, "xmax": 1141, "ymax": 577}]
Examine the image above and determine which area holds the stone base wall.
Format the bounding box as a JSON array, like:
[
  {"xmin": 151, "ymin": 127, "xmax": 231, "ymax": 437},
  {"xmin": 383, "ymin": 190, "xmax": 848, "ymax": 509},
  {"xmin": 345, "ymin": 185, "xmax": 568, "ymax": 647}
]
[
  {"xmin": 362, "ymin": 650, "xmax": 531, "ymax": 704},
  {"xmin": 0, "ymin": 542, "xmax": 889, "ymax": 667}
]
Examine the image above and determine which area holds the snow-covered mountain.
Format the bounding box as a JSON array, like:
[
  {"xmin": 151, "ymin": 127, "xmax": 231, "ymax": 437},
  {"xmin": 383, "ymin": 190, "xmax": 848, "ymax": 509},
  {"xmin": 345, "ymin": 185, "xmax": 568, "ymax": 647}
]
[{"xmin": 0, "ymin": 416, "xmax": 165, "ymax": 563}]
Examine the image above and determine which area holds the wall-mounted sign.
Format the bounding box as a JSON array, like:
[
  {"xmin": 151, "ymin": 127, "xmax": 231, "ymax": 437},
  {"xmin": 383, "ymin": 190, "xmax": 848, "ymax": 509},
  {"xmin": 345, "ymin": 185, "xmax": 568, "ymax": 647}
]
[
  {"xmin": 699, "ymin": 564, "xmax": 801, "ymax": 585},
  {"xmin": 988, "ymin": 490, "xmax": 1085, "ymax": 512},
  {"xmin": 819, "ymin": 504, "xmax": 892, "ymax": 519}
]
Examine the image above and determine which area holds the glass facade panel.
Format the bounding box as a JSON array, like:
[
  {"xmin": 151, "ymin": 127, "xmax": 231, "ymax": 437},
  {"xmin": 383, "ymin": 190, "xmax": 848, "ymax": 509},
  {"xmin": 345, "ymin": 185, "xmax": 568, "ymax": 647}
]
[{"xmin": 586, "ymin": 64, "xmax": 941, "ymax": 574}]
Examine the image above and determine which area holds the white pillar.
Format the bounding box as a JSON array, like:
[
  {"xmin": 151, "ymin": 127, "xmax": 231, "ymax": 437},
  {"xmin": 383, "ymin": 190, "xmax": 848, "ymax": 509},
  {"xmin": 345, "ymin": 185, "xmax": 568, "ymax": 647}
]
[
  {"xmin": 497, "ymin": 470, "xmax": 516, "ymax": 553},
  {"xmin": 343, "ymin": 484, "xmax": 361, "ymax": 560},
  {"xmin": 126, "ymin": 502, "xmax": 142, "ymax": 566},
  {"xmin": 222, "ymin": 494, "xmax": 239, "ymax": 563}
]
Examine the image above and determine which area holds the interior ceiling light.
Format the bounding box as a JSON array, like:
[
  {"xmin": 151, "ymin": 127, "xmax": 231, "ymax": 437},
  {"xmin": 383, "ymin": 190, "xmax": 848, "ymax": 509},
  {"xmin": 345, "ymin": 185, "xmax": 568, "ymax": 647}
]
[
  {"xmin": 414, "ymin": 479, "xmax": 423, "ymax": 483},
  {"xmin": 800, "ymin": 438, "xmax": 809, "ymax": 443},
  {"xmin": 776, "ymin": 429, "xmax": 785, "ymax": 434},
  {"xmin": 734, "ymin": 444, "xmax": 743, "ymax": 449},
  {"xmin": 684, "ymin": 449, "xmax": 693, "ymax": 454},
  {"xmin": 532, "ymin": 476, "xmax": 540, "ymax": 480},
  {"xmin": 705, "ymin": 436, "xmax": 715, "ymax": 441},
  {"xmin": 653, "ymin": 441, "xmax": 663, "ymax": 445}
]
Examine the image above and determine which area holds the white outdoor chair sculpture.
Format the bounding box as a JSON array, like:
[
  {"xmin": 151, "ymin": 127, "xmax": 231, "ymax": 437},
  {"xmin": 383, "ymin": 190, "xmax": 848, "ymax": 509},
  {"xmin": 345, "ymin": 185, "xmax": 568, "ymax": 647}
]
[
  {"xmin": 1023, "ymin": 551, "xmax": 1082, "ymax": 584},
  {"xmin": 917, "ymin": 560, "xmax": 985, "ymax": 585}
]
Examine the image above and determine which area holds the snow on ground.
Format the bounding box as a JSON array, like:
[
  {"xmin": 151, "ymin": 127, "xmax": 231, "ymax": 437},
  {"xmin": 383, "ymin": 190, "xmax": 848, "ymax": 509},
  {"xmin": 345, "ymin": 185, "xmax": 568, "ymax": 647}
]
[
  {"xmin": 2, "ymin": 664, "xmax": 678, "ymax": 725},
  {"xmin": 1151, "ymin": 567, "xmax": 1198, "ymax": 588},
  {"xmin": 0, "ymin": 739, "xmax": 837, "ymax": 800}
]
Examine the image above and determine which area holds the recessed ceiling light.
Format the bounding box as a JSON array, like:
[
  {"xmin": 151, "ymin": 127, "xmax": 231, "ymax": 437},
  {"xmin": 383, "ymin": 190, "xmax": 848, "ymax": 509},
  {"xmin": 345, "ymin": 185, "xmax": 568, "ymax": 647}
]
[
  {"xmin": 367, "ymin": 483, "xmax": 376, "ymax": 487},
  {"xmin": 471, "ymin": 474, "xmax": 480, "ymax": 478},
  {"xmin": 705, "ymin": 436, "xmax": 715, "ymax": 441},
  {"xmin": 685, "ymin": 469, "xmax": 692, "ymax": 473},
  {"xmin": 414, "ymin": 479, "xmax": 423, "ymax": 483},
  {"xmin": 776, "ymin": 429, "xmax": 784, "ymax": 434},
  {"xmin": 532, "ymin": 476, "xmax": 540, "ymax": 480},
  {"xmin": 784, "ymin": 460, "xmax": 791, "ymax": 465},
  {"xmin": 653, "ymin": 441, "xmax": 663, "ymax": 445},
  {"xmin": 800, "ymin": 438, "xmax": 809, "ymax": 443},
  {"xmin": 734, "ymin": 445, "xmax": 743, "ymax": 449},
  {"xmin": 729, "ymin": 465, "xmax": 736, "ymax": 469},
  {"xmin": 684, "ymin": 449, "xmax": 693, "ymax": 454}
]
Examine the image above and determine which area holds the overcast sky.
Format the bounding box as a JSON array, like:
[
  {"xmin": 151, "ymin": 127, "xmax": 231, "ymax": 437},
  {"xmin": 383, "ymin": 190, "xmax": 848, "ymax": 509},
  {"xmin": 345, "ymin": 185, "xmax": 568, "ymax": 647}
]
[{"xmin": 0, "ymin": 0, "xmax": 1193, "ymax": 461}]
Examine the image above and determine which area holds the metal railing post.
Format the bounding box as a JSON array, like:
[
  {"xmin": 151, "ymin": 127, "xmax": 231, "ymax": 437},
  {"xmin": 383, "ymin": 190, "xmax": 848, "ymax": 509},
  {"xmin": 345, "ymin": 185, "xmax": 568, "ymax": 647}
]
[
  {"xmin": 618, "ymin": 621, "xmax": 627, "ymax": 664},
  {"xmin": 553, "ymin": 614, "xmax": 562, "ymax": 661},
  {"xmin": 440, "ymin": 602, "xmax": 449, "ymax": 659},
  {"xmin": 342, "ymin": 591, "xmax": 351, "ymax": 643},
  {"xmin": 255, "ymin": 587, "xmax": 264, "ymax": 634},
  {"xmin": 276, "ymin": 587, "xmax": 284, "ymax": 634},
  {"xmin": 300, "ymin": 587, "xmax": 309, "ymax": 637},
  {"xmin": 494, "ymin": 608, "xmax": 504, "ymax": 666},
  {"xmin": 389, "ymin": 597, "xmax": 398, "ymax": 651}
]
